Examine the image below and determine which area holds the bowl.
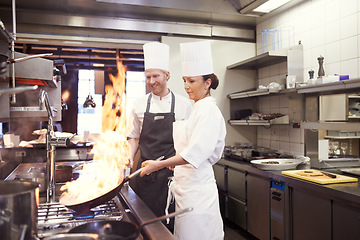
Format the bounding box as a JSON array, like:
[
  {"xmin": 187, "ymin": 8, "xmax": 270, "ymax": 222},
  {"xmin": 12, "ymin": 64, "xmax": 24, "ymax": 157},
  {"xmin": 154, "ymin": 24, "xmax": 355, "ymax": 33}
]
[{"xmin": 250, "ymin": 159, "xmax": 303, "ymax": 171}]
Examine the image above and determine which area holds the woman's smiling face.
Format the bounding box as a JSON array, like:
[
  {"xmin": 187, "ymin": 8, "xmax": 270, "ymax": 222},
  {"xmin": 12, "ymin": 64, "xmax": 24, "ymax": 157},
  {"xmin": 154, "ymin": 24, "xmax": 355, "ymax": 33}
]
[{"xmin": 183, "ymin": 76, "xmax": 211, "ymax": 102}]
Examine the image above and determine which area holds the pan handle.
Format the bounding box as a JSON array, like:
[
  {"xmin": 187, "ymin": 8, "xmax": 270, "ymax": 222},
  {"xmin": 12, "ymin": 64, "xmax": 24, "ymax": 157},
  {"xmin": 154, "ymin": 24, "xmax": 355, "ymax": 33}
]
[
  {"xmin": 126, "ymin": 156, "xmax": 165, "ymax": 180},
  {"xmin": 139, "ymin": 207, "xmax": 193, "ymax": 229}
]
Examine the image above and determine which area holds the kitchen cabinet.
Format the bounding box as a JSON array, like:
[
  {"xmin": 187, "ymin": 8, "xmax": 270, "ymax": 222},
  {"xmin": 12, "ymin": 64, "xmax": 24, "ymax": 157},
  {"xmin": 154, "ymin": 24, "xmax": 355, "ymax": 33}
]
[
  {"xmin": 213, "ymin": 163, "xmax": 227, "ymax": 218},
  {"xmin": 332, "ymin": 201, "xmax": 360, "ymax": 240},
  {"xmin": 215, "ymin": 159, "xmax": 360, "ymax": 240},
  {"xmin": 213, "ymin": 164, "xmax": 247, "ymax": 229},
  {"xmin": 247, "ymin": 174, "xmax": 270, "ymax": 240},
  {"xmin": 290, "ymin": 187, "xmax": 331, "ymax": 240},
  {"xmin": 227, "ymin": 167, "xmax": 246, "ymax": 200},
  {"xmin": 319, "ymin": 93, "xmax": 360, "ymax": 121},
  {"xmin": 227, "ymin": 168, "xmax": 247, "ymax": 229},
  {"xmin": 227, "ymin": 45, "xmax": 304, "ymax": 126}
]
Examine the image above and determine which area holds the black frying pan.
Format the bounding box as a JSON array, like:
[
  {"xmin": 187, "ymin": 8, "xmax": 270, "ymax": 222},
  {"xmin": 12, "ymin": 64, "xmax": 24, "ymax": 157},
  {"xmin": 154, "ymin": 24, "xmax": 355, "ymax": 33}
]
[
  {"xmin": 68, "ymin": 207, "xmax": 193, "ymax": 240},
  {"xmin": 62, "ymin": 167, "xmax": 143, "ymax": 212},
  {"xmin": 63, "ymin": 156, "xmax": 164, "ymax": 212}
]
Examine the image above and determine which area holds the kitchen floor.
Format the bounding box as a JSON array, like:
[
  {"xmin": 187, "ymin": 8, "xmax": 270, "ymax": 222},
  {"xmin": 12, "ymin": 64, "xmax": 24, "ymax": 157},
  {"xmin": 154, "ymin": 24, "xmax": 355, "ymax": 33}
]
[{"xmin": 224, "ymin": 220, "xmax": 258, "ymax": 240}]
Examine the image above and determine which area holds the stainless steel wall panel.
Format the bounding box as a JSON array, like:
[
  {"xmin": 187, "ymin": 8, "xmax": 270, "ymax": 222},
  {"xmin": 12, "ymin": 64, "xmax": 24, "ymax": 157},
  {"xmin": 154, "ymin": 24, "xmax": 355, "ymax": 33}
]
[
  {"xmin": 16, "ymin": 11, "xmax": 213, "ymax": 37},
  {"xmin": 212, "ymin": 26, "xmax": 255, "ymax": 41}
]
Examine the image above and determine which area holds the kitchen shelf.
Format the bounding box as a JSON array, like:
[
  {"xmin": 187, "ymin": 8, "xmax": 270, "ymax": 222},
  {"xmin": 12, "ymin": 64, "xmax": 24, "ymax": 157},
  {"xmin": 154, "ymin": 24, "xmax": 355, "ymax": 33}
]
[
  {"xmin": 324, "ymin": 136, "xmax": 360, "ymax": 139},
  {"xmin": 228, "ymin": 88, "xmax": 297, "ymax": 99},
  {"xmin": 297, "ymin": 78, "xmax": 360, "ymax": 95},
  {"xmin": 301, "ymin": 122, "xmax": 360, "ymax": 131},
  {"xmin": 229, "ymin": 115, "xmax": 289, "ymax": 126},
  {"xmin": 227, "ymin": 49, "xmax": 287, "ymax": 70}
]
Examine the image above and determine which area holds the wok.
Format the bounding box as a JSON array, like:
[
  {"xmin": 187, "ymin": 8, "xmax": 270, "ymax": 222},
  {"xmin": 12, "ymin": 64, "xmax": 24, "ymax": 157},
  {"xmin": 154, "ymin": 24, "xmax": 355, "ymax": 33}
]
[
  {"xmin": 63, "ymin": 168, "xmax": 142, "ymax": 212},
  {"xmin": 69, "ymin": 207, "xmax": 193, "ymax": 240},
  {"xmin": 63, "ymin": 156, "xmax": 164, "ymax": 212}
]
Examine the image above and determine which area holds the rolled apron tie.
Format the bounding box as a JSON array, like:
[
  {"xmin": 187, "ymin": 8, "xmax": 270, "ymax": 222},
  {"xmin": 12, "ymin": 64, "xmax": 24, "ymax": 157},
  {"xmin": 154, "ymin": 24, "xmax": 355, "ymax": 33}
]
[{"xmin": 165, "ymin": 177, "xmax": 175, "ymax": 224}]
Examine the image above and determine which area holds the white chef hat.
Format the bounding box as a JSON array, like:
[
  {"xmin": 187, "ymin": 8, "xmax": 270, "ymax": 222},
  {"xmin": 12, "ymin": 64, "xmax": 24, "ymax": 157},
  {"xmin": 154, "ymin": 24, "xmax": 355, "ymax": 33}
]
[
  {"xmin": 143, "ymin": 42, "xmax": 170, "ymax": 72},
  {"xmin": 180, "ymin": 40, "xmax": 214, "ymax": 77}
]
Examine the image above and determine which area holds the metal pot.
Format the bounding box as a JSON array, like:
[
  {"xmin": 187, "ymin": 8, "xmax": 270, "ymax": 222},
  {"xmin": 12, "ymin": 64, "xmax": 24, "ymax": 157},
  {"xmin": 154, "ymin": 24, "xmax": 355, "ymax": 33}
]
[
  {"xmin": 0, "ymin": 180, "xmax": 39, "ymax": 240},
  {"xmin": 69, "ymin": 207, "xmax": 193, "ymax": 240},
  {"xmin": 56, "ymin": 165, "xmax": 73, "ymax": 183}
]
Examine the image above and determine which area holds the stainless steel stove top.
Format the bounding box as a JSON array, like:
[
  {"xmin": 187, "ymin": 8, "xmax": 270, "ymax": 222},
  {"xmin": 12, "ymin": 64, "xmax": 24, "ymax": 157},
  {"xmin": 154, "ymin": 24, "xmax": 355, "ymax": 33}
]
[{"xmin": 37, "ymin": 199, "xmax": 123, "ymax": 238}]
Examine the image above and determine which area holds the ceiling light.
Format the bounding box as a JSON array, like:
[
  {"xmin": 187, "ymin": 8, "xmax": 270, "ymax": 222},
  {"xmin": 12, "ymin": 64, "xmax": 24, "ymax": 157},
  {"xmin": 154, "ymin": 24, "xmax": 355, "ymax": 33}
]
[{"xmin": 253, "ymin": 0, "xmax": 292, "ymax": 13}]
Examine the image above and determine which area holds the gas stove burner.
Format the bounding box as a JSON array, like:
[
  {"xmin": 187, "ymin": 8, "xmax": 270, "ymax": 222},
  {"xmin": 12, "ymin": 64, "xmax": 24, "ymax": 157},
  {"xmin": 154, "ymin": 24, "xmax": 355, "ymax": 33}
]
[
  {"xmin": 73, "ymin": 211, "xmax": 95, "ymax": 220},
  {"xmin": 38, "ymin": 200, "xmax": 124, "ymax": 238}
]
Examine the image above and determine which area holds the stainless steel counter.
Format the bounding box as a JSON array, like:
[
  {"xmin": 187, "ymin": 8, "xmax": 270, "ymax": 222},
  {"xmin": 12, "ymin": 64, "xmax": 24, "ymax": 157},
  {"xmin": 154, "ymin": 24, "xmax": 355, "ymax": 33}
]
[{"xmin": 218, "ymin": 158, "xmax": 360, "ymax": 205}]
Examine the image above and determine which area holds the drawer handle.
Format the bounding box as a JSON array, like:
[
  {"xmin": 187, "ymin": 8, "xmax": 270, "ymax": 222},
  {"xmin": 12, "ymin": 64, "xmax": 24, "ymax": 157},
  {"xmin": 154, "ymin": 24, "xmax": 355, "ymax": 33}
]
[
  {"xmin": 272, "ymin": 191, "xmax": 281, "ymax": 197},
  {"xmin": 272, "ymin": 196, "xmax": 281, "ymax": 201}
]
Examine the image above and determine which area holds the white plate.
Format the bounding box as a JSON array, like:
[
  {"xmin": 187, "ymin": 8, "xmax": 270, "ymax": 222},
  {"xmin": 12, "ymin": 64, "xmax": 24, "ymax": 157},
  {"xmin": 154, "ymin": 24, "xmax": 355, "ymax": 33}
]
[{"xmin": 250, "ymin": 159, "xmax": 303, "ymax": 170}]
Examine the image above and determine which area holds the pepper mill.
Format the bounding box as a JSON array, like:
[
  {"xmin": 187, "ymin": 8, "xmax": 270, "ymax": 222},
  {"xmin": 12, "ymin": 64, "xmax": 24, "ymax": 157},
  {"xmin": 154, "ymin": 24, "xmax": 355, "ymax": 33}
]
[{"xmin": 317, "ymin": 56, "xmax": 325, "ymax": 77}]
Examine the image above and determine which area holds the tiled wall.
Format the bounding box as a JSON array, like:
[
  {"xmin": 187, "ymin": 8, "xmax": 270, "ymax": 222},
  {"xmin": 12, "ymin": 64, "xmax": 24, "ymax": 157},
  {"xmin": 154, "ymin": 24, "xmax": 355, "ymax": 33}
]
[
  {"xmin": 257, "ymin": 0, "xmax": 360, "ymax": 79},
  {"xmin": 255, "ymin": 0, "xmax": 360, "ymax": 156}
]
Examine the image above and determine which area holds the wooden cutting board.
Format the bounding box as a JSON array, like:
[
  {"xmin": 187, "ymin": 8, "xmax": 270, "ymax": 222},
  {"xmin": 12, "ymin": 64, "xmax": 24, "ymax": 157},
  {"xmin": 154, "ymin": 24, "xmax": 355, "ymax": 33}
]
[{"xmin": 282, "ymin": 169, "xmax": 358, "ymax": 185}]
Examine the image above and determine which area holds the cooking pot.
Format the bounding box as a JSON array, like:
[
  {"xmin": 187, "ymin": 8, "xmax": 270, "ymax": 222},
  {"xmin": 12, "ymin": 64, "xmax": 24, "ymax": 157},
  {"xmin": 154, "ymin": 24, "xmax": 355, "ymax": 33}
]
[
  {"xmin": 69, "ymin": 207, "xmax": 193, "ymax": 240},
  {"xmin": 56, "ymin": 165, "xmax": 73, "ymax": 183},
  {"xmin": 0, "ymin": 180, "xmax": 39, "ymax": 240}
]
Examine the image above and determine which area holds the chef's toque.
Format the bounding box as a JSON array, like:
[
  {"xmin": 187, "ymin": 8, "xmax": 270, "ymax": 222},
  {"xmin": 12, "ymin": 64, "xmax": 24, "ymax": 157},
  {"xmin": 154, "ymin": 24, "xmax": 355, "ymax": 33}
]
[
  {"xmin": 143, "ymin": 42, "xmax": 170, "ymax": 72},
  {"xmin": 180, "ymin": 40, "xmax": 214, "ymax": 77}
]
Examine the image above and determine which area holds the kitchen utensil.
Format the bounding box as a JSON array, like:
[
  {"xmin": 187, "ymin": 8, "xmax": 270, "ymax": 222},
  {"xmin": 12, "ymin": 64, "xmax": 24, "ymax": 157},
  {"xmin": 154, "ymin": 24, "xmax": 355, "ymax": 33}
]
[
  {"xmin": 340, "ymin": 168, "xmax": 360, "ymax": 177},
  {"xmin": 320, "ymin": 171, "xmax": 337, "ymax": 178},
  {"xmin": 44, "ymin": 233, "xmax": 99, "ymax": 240},
  {"xmin": 63, "ymin": 156, "xmax": 164, "ymax": 212},
  {"xmin": 0, "ymin": 180, "xmax": 39, "ymax": 240},
  {"xmin": 27, "ymin": 164, "xmax": 73, "ymax": 183},
  {"xmin": 250, "ymin": 159, "xmax": 303, "ymax": 170},
  {"xmin": 282, "ymin": 169, "xmax": 358, "ymax": 184},
  {"xmin": 69, "ymin": 207, "xmax": 193, "ymax": 240},
  {"xmin": 15, "ymin": 172, "xmax": 46, "ymax": 192},
  {"xmin": 56, "ymin": 165, "xmax": 73, "ymax": 183}
]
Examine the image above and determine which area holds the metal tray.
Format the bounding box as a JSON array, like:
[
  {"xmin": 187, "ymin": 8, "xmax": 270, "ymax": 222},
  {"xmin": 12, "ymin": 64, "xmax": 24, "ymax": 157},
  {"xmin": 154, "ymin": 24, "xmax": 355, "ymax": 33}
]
[{"xmin": 340, "ymin": 168, "xmax": 360, "ymax": 177}]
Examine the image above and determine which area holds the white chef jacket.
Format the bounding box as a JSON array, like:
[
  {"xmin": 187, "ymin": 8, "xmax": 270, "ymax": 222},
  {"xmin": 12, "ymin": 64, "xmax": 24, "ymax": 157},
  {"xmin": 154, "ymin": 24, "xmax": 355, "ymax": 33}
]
[
  {"xmin": 127, "ymin": 91, "xmax": 192, "ymax": 139},
  {"xmin": 172, "ymin": 96, "xmax": 226, "ymax": 240}
]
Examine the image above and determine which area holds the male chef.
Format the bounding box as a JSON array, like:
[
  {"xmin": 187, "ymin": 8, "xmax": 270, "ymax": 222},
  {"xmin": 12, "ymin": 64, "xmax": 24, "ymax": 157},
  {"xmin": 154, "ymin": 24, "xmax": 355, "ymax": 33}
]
[{"xmin": 127, "ymin": 42, "xmax": 192, "ymax": 232}]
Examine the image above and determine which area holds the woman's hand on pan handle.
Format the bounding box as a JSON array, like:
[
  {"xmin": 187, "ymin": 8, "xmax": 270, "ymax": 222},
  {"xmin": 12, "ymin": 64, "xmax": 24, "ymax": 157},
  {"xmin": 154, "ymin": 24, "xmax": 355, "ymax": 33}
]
[
  {"xmin": 140, "ymin": 154, "xmax": 188, "ymax": 177},
  {"xmin": 140, "ymin": 160, "xmax": 163, "ymax": 176}
]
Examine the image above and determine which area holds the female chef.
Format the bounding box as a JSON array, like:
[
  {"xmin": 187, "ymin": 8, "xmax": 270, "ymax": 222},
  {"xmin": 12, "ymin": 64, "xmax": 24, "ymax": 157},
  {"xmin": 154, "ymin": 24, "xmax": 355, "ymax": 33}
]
[{"xmin": 140, "ymin": 40, "xmax": 226, "ymax": 240}]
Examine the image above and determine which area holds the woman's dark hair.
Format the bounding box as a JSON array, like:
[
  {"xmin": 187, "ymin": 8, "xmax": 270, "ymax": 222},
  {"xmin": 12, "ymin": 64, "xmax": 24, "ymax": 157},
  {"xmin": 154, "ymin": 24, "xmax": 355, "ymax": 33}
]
[{"xmin": 203, "ymin": 73, "xmax": 219, "ymax": 90}]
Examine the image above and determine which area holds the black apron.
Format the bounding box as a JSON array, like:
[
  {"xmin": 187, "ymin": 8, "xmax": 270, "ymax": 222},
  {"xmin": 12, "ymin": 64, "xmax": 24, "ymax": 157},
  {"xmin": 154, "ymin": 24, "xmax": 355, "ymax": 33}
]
[{"xmin": 135, "ymin": 92, "xmax": 175, "ymax": 232}]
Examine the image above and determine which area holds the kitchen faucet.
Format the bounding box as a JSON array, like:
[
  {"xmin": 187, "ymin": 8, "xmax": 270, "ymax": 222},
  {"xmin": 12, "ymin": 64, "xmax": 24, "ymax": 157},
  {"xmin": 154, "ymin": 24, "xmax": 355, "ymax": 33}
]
[{"xmin": 39, "ymin": 89, "xmax": 71, "ymax": 203}]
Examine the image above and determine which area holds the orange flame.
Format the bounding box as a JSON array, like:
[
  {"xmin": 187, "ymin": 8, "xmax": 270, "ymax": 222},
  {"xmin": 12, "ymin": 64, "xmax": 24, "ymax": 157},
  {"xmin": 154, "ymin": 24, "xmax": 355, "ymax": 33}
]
[{"xmin": 59, "ymin": 60, "xmax": 130, "ymax": 206}]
